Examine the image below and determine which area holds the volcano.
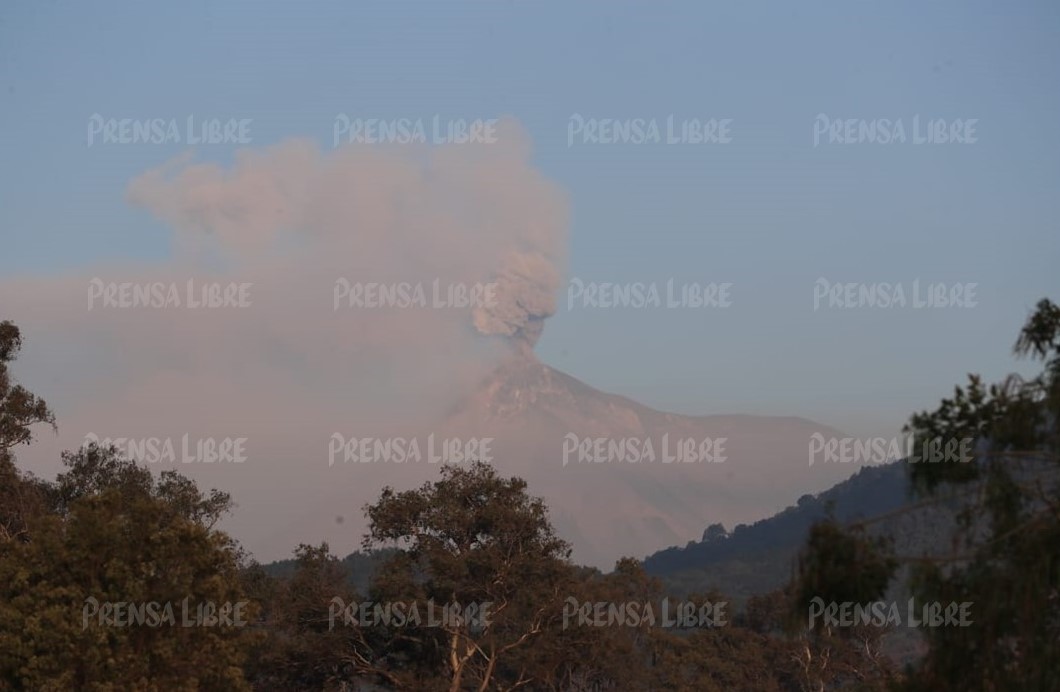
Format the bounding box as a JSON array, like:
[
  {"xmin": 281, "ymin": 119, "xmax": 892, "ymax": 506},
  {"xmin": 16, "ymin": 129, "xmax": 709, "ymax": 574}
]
[{"xmin": 435, "ymin": 351, "xmax": 851, "ymax": 567}]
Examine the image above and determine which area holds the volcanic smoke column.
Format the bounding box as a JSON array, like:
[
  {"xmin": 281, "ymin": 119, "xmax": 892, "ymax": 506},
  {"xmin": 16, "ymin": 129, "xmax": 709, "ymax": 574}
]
[{"xmin": 473, "ymin": 250, "xmax": 561, "ymax": 357}]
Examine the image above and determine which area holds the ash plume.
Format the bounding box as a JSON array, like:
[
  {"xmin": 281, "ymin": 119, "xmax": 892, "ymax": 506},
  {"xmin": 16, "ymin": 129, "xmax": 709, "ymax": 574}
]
[
  {"xmin": 1, "ymin": 118, "xmax": 568, "ymax": 562},
  {"xmin": 473, "ymin": 250, "xmax": 562, "ymax": 355}
]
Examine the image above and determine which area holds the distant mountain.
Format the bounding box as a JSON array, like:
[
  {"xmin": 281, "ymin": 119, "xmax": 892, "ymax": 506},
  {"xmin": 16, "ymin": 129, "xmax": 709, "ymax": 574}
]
[
  {"xmin": 262, "ymin": 549, "xmax": 397, "ymax": 595},
  {"xmin": 643, "ymin": 461, "xmax": 959, "ymax": 602}
]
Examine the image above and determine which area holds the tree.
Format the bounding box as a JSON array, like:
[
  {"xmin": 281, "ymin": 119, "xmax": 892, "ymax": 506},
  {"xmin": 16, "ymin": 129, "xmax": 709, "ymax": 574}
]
[
  {"xmin": 0, "ymin": 321, "xmax": 55, "ymax": 457},
  {"xmin": 898, "ymin": 298, "xmax": 1060, "ymax": 690},
  {"xmin": 0, "ymin": 320, "xmax": 55, "ymax": 544},
  {"xmin": 353, "ymin": 461, "xmax": 575, "ymax": 691},
  {"xmin": 0, "ymin": 445, "xmax": 260, "ymax": 690},
  {"xmin": 793, "ymin": 298, "xmax": 1060, "ymax": 690},
  {"xmin": 245, "ymin": 543, "xmax": 361, "ymax": 691},
  {"xmin": 702, "ymin": 523, "xmax": 728, "ymax": 542}
]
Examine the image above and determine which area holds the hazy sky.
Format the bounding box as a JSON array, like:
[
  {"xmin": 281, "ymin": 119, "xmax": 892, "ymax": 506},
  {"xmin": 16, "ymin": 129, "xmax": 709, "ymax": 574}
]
[{"xmin": 3, "ymin": 0, "xmax": 1059, "ymax": 444}]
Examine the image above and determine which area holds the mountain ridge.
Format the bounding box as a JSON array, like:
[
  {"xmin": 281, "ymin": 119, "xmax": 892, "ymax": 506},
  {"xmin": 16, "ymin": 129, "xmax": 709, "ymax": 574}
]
[{"xmin": 429, "ymin": 350, "xmax": 858, "ymax": 567}]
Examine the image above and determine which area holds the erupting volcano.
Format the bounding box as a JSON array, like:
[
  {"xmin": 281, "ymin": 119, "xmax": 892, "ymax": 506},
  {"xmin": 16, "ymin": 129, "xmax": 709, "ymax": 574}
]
[{"xmin": 436, "ymin": 348, "xmax": 849, "ymax": 567}]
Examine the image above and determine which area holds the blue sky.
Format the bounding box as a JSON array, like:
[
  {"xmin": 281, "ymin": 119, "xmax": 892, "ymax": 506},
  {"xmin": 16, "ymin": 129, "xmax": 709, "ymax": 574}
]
[{"xmin": 3, "ymin": 0, "xmax": 1059, "ymax": 438}]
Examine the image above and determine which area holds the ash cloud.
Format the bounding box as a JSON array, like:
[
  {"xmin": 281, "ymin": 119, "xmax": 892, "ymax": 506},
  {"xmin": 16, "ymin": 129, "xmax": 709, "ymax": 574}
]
[
  {"xmin": 2, "ymin": 117, "xmax": 568, "ymax": 561},
  {"xmin": 123, "ymin": 117, "xmax": 566, "ymax": 358}
]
